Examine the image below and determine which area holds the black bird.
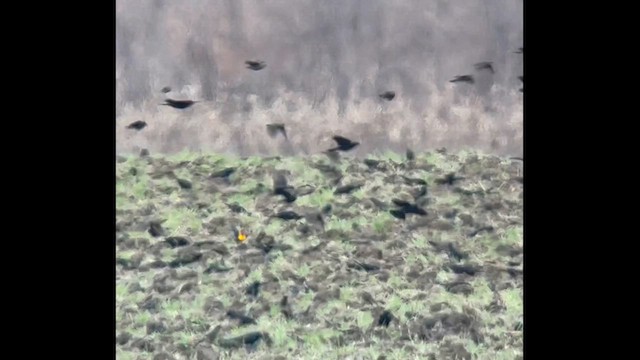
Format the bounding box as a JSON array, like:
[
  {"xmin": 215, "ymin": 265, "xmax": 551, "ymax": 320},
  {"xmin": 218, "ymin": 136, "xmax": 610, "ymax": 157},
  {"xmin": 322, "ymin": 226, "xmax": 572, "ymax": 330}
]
[
  {"xmin": 160, "ymin": 86, "xmax": 172, "ymax": 93},
  {"xmin": 474, "ymin": 62, "xmax": 495, "ymax": 74},
  {"xmin": 392, "ymin": 198, "xmax": 427, "ymax": 216},
  {"xmin": 510, "ymin": 157, "xmax": 523, "ymax": 161},
  {"xmin": 450, "ymin": 75, "xmax": 475, "ymax": 84},
  {"xmin": 217, "ymin": 332, "xmax": 272, "ymax": 349},
  {"xmin": 435, "ymin": 173, "xmax": 466, "ymax": 186},
  {"xmin": 272, "ymin": 210, "xmax": 303, "ymax": 221},
  {"xmin": 266, "ymin": 123, "xmax": 288, "ymax": 139},
  {"xmin": 377, "ymin": 310, "xmax": 394, "ymax": 327},
  {"xmin": 518, "ymin": 76, "xmax": 523, "ymax": 83},
  {"xmin": 164, "ymin": 236, "xmax": 189, "ymax": 248},
  {"xmin": 226, "ymin": 310, "xmax": 257, "ymax": 326},
  {"xmin": 379, "ymin": 91, "xmax": 396, "ymax": 101},
  {"xmin": 245, "ymin": 60, "xmax": 266, "ymax": 71},
  {"xmin": 514, "ymin": 47, "xmax": 523, "ymax": 54},
  {"xmin": 126, "ymin": 120, "xmax": 147, "ymax": 131},
  {"xmin": 402, "ymin": 176, "xmax": 427, "ymax": 186},
  {"xmin": 273, "ymin": 172, "xmax": 297, "ymax": 203},
  {"xmin": 148, "ymin": 220, "xmax": 166, "ymax": 237},
  {"xmin": 210, "ymin": 167, "xmax": 236, "ymax": 179},
  {"xmin": 334, "ymin": 183, "xmax": 363, "ymax": 195},
  {"xmin": 226, "ymin": 203, "xmax": 248, "ymax": 213},
  {"xmin": 176, "ymin": 178, "xmax": 192, "ymax": 190},
  {"xmin": 161, "ymin": 98, "xmax": 200, "ymax": 109},
  {"xmin": 328, "ymin": 135, "xmax": 359, "ymax": 152},
  {"xmin": 389, "ymin": 209, "xmax": 406, "ymax": 220},
  {"xmin": 280, "ymin": 296, "xmax": 294, "ymax": 319},
  {"xmin": 406, "ymin": 148, "xmax": 415, "ymax": 161},
  {"xmin": 246, "ymin": 281, "xmax": 261, "ymax": 297}
]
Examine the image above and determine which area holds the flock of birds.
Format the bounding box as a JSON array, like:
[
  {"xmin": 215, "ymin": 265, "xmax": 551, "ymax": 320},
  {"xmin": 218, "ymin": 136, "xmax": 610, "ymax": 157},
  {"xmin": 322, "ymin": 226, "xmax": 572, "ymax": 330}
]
[{"xmin": 124, "ymin": 46, "xmax": 523, "ymax": 159}]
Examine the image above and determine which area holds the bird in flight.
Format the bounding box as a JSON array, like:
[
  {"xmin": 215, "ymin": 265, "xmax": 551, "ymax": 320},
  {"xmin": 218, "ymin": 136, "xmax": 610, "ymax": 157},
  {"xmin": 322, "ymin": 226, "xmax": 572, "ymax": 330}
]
[
  {"xmin": 514, "ymin": 47, "xmax": 523, "ymax": 54},
  {"xmin": 474, "ymin": 62, "xmax": 495, "ymax": 74},
  {"xmin": 160, "ymin": 86, "xmax": 172, "ymax": 93},
  {"xmin": 245, "ymin": 60, "xmax": 266, "ymax": 71},
  {"xmin": 266, "ymin": 123, "xmax": 288, "ymax": 140},
  {"xmin": 328, "ymin": 135, "xmax": 359, "ymax": 152},
  {"xmin": 126, "ymin": 120, "xmax": 147, "ymax": 131},
  {"xmin": 450, "ymin": 75, "xmax": 475, "ymax": 84},
  {"xmin": 379, "ymin": 91, "xmax": 395, "ymax": 101},
  {"xmin": 161, "ymin": 98, "xmax": 200, "ymax": 109}
]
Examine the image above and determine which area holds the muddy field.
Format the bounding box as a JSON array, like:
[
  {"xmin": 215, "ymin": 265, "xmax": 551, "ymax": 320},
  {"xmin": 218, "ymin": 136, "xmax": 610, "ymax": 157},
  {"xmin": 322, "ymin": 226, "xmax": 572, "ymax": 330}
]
[{"xmin": 115, "ymin": 150, "xmax": 523, "ymax": 360}]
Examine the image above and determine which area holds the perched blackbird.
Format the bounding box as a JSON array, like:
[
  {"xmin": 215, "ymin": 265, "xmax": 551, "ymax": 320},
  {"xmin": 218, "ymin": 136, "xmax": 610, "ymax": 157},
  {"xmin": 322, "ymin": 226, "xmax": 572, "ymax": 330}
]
[
  {"xmin": 217, "ymin": 331, "xmax": 272, "ymax": 349},
  {"xmin": 377, "ymin": 310, "xmax": 394, "ymax": 327},
  {"xmin": 210, "ymin": 167, "xmax": 236, "ymax": 179},
  {"xmin": 273, "ymin": 172, "xmax": 297, "ymax": 203},
  {"xmin": 474, "ymin": 62, "xmax": 495, "ymax": 74},
  {"xmin": 389, "ymin": 209, "xmax": 406, "ymax": 220},
  {"xmin": 176, "ymin": 178, "xmax": 192, "ymax": 189},
  {"xmin": 160, "ymin": 86, "xmax": 172, "ymax": 93},
  {"xmin": 272, "ymin": 210, "xmax": 303, "ymax": 221},
  {"xmin": 406, "ymin": 148, "xmax": 415, "ymax": 161},
  {"xmin": 328, "ymin": 135, "xmax": 359, "ymax": 152},
  {"xmin": 450, "ymin": 75, "xmax": 474, "ymax": 84},
  {"xmin": 435, "ymin": 173, "xmax": 466, "ymax": 186},
  {"xmin": 379, "ymin": 91, "xmax": 395, "ymax": 101},
  {"xmin": 126, "ymin": 120, "xmax": 147, "ymax": 131},
  {"xmin": 161, "ymin": 98, "xmax": 199, "ymax": 109},
  {"xmin": 245, "ymin": 60, "xmax": 266, "ymax": 71},
  {"xmin": 226, "ymin": 310, "xmax": 257, "ymax": 325},
  {"xmin": 280, "ymin": 296, "xmax": 293, "ymax": 319},
  {"xmin": 266, "ymin": 123, "xmax": 288, "ymax": 139},
  {"xmin": 226, "ymin": 203, "xmax": 248, "ymax": 214},
  {"xmin": 246, "ymin": 281, "xmax": 261, "ymax": 297},
  {"xmin": 391, "ymin": 198, "xmax": 427, "ymax": 216},
  {"xmin": 334, "ymin": 183, "xmax": 363, "ymax": 195}
]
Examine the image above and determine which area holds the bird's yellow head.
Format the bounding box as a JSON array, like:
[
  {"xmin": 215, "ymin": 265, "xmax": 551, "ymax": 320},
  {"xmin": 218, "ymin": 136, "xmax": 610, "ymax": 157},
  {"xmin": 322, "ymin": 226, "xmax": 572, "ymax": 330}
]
[{"xmin": 235, "ymin": 228, "xmax": 248, "ymax": 242}]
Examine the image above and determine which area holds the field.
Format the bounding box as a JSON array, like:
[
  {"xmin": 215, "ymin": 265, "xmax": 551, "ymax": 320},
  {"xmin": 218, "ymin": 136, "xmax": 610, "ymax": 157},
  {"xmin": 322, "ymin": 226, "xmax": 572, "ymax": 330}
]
[{"xmin": 115, "ymin": 150, "xmax": 523, "ymax": 360}]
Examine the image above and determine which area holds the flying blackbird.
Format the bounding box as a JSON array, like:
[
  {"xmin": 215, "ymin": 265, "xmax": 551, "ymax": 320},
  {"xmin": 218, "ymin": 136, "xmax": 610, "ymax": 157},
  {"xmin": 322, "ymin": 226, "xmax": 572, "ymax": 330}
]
[
  {"xmin": 160, "ymin": 86, "xmax": 172, "ymax": 93},
  {"xmin": 474, "ymin": 62, "xmax": 495, "ymax": 74},
  {"xmin": 518, "ymin": 76, "xmax": 523, "ymax": 83},
  {"xmin": 266, "ymin": 123, "xmax": 288, "ymax": 139},
  {"xmin": 450, "ymin": 75, "xmax": 474, "ymax": 84},
  {"xmin": 328, "ymin": 135, "xmax": 359, "ymax": 152},
  {"xmin": 245, "ymin": 60, "xmax": 266, "ymax": 71},
  {"xmin": 161, "ymin": 98, "xmax": 199, "ymax": 109},
  {"xmin": 126, "ymin": 120, "xmax": 147, "ymax": 131},
  {"xmin": 379, "ymin": 91, "xmax": 395, "ymax": 101},
  {"xmin": 514, "ymin": 47, "xmax": 523, "ymax": 54}
]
